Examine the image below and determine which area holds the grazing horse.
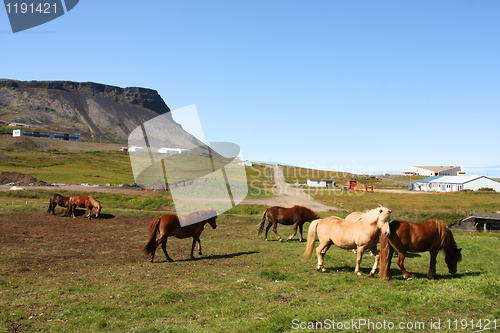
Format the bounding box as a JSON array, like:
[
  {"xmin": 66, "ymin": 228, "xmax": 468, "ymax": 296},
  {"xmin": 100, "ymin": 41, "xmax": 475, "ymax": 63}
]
[
  {"xmin": 47, "ymin": 193, "xmax": 70, "ymax": 215},
  {"xmin": 257, "ymin": 205, "xmax": 320, "ymax": 242},
  {"xmin": 303, "ymin": 207, "xmax": 392, "ymax": 276},
  {"xmin": 142, "ymin": 208, "xmax": 217, "ymax": 262},
  {"xmin": 379, "ymin": 220, "xmax": 462, "ymax": 280},
  {"xmin": 68, "ymin": 195, "xmax": 102, "ymax": 219}
]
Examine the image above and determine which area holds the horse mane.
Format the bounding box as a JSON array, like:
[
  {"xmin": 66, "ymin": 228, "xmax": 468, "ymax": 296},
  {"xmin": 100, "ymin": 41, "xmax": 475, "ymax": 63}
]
[
  {"xmin": 88, "ymin": 196, "xmax": 101, "ymax": 209},
  {"xmin": 426, "ymin": 219, "xmax": 458, "ymax": 253},
  {"xmin": 362, "ymin": 206, "xmax": 389, "ymax": 221},
  {"xmin": 181, "ymin": 207, "xmax": 217, "ymax": 225}
]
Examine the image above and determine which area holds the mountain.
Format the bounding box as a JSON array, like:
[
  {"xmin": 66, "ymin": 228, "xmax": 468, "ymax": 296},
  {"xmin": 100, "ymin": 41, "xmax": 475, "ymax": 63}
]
[{"xmin": 0, "ymin": 79, "xmax": 199, "ymax": 148}]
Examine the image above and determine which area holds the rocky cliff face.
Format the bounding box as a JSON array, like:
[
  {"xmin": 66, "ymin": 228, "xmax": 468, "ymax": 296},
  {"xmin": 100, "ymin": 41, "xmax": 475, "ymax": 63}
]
[{"xmin": 0, "ymin": 79, "xmax": 174, "ymax": 142}]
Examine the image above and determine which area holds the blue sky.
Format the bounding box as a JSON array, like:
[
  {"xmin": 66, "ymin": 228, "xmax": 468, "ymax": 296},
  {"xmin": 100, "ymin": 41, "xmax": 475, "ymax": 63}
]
[{"xmin": 1, "ymin": 1, "xmax": 499, "ymax": 176}]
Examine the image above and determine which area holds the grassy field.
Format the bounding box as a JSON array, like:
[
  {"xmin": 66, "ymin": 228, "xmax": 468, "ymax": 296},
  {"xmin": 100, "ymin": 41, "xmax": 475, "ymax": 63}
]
[
  {"xmin": 1, "ymin": 136, "xmax": 499, "ymax": 332},
  {"xmin": 0, "ymin": 205, "xmax": 499, "ymax": 333}
]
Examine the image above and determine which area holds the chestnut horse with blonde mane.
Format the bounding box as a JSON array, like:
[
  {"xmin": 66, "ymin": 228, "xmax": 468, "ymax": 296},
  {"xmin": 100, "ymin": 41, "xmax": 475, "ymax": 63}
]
[
  {"xmin": 143, "ymin": 207, "xmax": 217, "ymax": 262},
  {"xmin": 303, "ymin": 207, "xmax": 392, "ymax": 276},
  {"xmin": 379, "ymin": 219, "xmax": 462, "ymax": 280},
  {"xmin": 257, "ymin": 205, "xmax": 320, "ymax": 242},
  {"xmin": 68, "ymin": 195, "xmax": 102, "ymax": 219}
]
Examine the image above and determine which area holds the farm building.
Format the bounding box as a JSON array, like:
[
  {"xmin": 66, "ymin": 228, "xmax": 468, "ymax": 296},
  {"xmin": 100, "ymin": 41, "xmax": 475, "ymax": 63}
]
[
  {"xmin": 307, "ymin": 179, "xmax": 335, "ymax": 187},
  {"xmin": 412, "ymin": 175, "xmax": 500, "ymax": 192},
  {"xmin": 12, "ymin": 129, "xmax": 81, "ymax": 141},
  {"xmin": 454, "ymin": 212, "xmax": 500, "ymax": 231},
  {"xmin": 158, "ymin": 147, "xmax": 192, "ymax": 155},
  {"xmin": 405, "ymin": 166, "xmax": 465, "ymax": 176}
]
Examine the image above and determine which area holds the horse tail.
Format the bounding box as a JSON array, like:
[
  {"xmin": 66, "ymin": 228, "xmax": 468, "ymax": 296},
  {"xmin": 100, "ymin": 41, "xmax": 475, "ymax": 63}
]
[
  {"xmin": 257, "ymin": 209, "xmax": 268, "ymax": 234},
  {"xmin": 379, "ymin": 233, "xmax": 393, "ymax": 280},
  {"xmin": 142, "ymin": 217, "xmax": 162, "ymax": 257},
  {"xmin": 47, "ymin": 198, "xmax": 53, "ymax": 214},
  {"xmin": 303, "ymin": 219, "xmax": 320, "ymax": 261}
]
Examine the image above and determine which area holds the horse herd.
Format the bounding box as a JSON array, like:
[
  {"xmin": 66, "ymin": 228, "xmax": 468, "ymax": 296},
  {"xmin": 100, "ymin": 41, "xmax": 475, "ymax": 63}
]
[
  {"xmin": 47, "ymin": 193, "xmax": 462, "ymax": 280},
  {"xmin": 47, "ymin": 193, "xmax": 101, "ymax": 219}
]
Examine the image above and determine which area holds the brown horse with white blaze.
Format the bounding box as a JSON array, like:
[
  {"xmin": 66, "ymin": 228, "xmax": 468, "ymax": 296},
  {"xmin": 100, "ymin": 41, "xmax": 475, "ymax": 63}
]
[
  {"xmin": 379, "ymin": 219, "xmax": 462, "ymax": 280},
  {"xmin": 303, "ymin": 207, "xmax": 392, "ymax": 276},
  {"xmin": 257, "ymin": 205, "xmax": 320, "ymax": 242},
  {"xmin": 68, "ymin": 195, "xmax": 102, "ymax": 219},
  {"xmin": 143, "ymin": 207, "xmax": 217, "ymax": 262}
]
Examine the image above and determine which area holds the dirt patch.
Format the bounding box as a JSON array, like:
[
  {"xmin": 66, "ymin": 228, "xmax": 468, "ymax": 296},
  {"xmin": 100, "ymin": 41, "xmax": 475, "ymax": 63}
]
[{"xmin": 0, "ymin": 172, "xmax": 48, "ymax": 186}]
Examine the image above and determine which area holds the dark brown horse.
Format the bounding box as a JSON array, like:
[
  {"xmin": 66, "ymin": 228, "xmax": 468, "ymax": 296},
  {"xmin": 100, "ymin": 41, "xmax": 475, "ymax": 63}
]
[
  {"xmin": 258, "ymin": 205, "xmax": 320, "ymax": 242},
  {"xmin": 68, "ymin": 195, "xmax": 102, "ymax": 219},
  {"xmin": 379, "ymin": 220, "xmax": 462, "ymax": 280},
  {"xmin": 142, "ymin": 207, "xmax": 217, "ymax": 262},
  {"xmin": 47, "ymin": 193, "xmax": 70, "ymax": 215}
]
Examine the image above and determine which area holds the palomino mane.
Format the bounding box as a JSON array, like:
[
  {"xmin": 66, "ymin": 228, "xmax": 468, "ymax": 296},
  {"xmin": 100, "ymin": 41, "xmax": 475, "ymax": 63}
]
[
  {"xmin": 361, "ymin": 206, "xmax": 389, "ymax": 222},
  {"xmin": 88, "ymin": 196, "xmax": 101, "ymax": 209}
]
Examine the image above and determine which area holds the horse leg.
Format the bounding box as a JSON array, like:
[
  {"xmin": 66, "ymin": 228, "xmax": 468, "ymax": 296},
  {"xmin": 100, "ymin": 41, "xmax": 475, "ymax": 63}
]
[
  {"xmin": 287, "ymin": 222, "xmax": 298, "ymax": 241},
  {"xmin": 86, "ymin": 207, "xmax": 92, "ymax": 220},
  {"xmin": 369, "ymin": 246, "xmax": 380, "ymax": 277},
  {"xmin": 270, "ymin": 218, "xmax": 282, "ymax": 242},
  {"xmin": 397, "ymin": 251, "xmax": 410, "ymax": 279},
  {"xmin": 161, "ymin": 237, "xmax": 174, "ymax": 262},
  {"xmin": 298, "ymin": 223, "xmax": 305, "ymax": 242},
  {"xmin": 197, "ymin": 237, "xmax": 202, "ymax": 255},
  {"xmin": 315, "ymin": 240, "xmax": 331, "ymax": 272},
  {"xmin": 427, "ymin": 250, "xmax": 439, "ymax": 279},
  {"xmin": 190, "ymin": 236, "xmax": 202, "ymax": 259},
  {"xmin": 355, "ymin": 246, "xmax": 366, "ymax": 275},
  {"xmin": 264, "ymin": 221, "xmax": 273, "ymax": 241}
]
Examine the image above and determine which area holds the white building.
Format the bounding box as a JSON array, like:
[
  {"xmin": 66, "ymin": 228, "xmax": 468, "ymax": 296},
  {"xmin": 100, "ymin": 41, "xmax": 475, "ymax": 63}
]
[
  {"xmin": 158, "ymin": 147, "xmax": 192, "ymax": 155},
  {"xmin": 307, "ymin": 179, "xmax": 335, "ymax": 188},
  {"xmin": 128, "ymin": 146, "xmax": 145, "ymax": 152},
  {"xmin": 237, "ymin": 160, "xmax": 253, "ymax": 166},
  {"xmin": 414, "ymin": 175, "xmax": 500, "ymax": 192},
  {"xmin": 13, "ymin": 129, "xmax": 81, "ymax": 141},
  {"xmin": 406, "ymin": 166, "xmax": 465, "ymax": 176}
]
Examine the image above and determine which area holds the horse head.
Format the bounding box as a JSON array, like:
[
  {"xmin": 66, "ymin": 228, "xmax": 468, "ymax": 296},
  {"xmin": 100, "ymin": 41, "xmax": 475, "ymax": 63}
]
[
  {"xmin": 445, "ymin": 243, "xmax": 462, "ymax": 274},
  {"xmin": 202, "ymin": 207, "xmax": 217, "ymax": 229},
  {"xmin": 377, "ymin": 207, "xmax": 392, "ymax": 236}
]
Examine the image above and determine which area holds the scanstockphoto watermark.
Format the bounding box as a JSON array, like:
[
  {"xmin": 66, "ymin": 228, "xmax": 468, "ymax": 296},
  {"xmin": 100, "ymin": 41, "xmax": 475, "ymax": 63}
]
[
  {"xmin": 291, "ymin": 318, "xmax": 499, "ymax": 331},
  {"xmin": 4, "ymin": 0, "xmax": 79, "ymax": 33},
  {"xmin": 128, "ymin": 105, "xmax": 248, "ymax": 226}
]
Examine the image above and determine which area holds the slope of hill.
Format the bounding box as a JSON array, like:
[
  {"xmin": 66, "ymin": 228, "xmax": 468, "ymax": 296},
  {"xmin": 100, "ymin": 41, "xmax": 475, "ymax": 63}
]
[{"xmin": 0, "ymin": 79, "xmax": 181, "ymax": 144}]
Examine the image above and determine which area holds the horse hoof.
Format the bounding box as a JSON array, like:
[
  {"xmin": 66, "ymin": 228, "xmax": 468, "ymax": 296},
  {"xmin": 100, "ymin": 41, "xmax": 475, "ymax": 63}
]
[
  {"xmin": 370, "ymin": 270, "xmax": 376, "ymax": 277},
  {"xmin": 356, "ymin": 271, "xmax": 362, "ymax": 276},
  {"xmin": 279, "ymin": 239, "xmax": 283, "ymax": 242}
]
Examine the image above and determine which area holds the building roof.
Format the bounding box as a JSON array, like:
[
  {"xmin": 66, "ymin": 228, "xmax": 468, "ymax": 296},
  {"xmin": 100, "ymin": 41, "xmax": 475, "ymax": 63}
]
[
  {"xmin": 416, "ymin": 175, "xmax": 498, "ymax": 185},
  {"xmin": 416, "ymin": 176, "xmax": 442, "ymax": 183},
  {"xmin": 414, "ymin": 166, "xmax": 460, "ymax": 172},
  {"xmin": 430, "ymin": 175, "xmax": 483, "ymax": 184}
]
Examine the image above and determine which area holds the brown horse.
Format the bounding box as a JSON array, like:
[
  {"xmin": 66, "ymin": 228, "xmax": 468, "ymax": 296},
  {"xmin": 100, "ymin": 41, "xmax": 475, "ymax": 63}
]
[
  {"xmin": 379, "ymin": 220, "xmax": 462, "ymax": 280},
  {"xmin": 68, "ymin": 195, "xmax": 102, "ymax": 219},
  {"xmin": 303, "ymin": 207, "xmax": 392, "ymax": 276},
  {"xmin": 142, "ymin": 207, "xmax": 217, "ymax": 262},
  {"xmin": 47, "ymin": 193, "xmax": 70, "ymax": 215},
  {"xmin": 257, "ymin": 205, "xmax": 320, "ymax": 242}
]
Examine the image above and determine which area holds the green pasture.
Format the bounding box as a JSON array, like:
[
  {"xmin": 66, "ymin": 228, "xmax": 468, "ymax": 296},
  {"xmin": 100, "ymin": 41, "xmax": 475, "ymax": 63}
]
[{"xmin": 0, "ymin": 206, "xmax": 499, "ymax": 333}]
